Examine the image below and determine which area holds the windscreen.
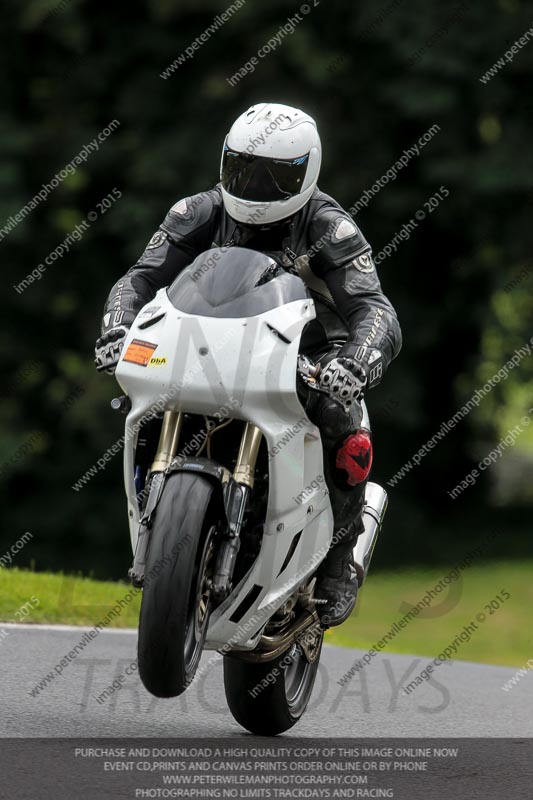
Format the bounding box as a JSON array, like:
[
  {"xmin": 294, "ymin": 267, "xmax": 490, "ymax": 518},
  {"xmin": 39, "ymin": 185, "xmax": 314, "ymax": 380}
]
[{"xmin": 167, "ymin": 247, "xmax": 308, "ymax": 318}]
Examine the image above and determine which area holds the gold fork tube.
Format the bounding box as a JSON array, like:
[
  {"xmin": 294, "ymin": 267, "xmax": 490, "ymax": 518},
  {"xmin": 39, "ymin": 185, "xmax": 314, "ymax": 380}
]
[
  {"xmin": 233, "ymin": 423, "xmax": 262, "ymax": 488},
  {"xmin": 150, "ymin": 410, "xmax": 183, "ymax": 472}
]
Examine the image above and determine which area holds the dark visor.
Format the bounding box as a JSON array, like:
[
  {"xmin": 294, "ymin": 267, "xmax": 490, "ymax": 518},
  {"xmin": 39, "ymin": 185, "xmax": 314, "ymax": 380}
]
[{"xmin": 221, "ymin": 146, "xmax": 309, "ymax": 202}]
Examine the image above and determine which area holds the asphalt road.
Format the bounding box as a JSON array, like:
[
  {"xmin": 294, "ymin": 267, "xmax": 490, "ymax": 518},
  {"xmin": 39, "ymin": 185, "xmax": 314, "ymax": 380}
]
[{"xmin": 1, "ymin": 622, "xmax": 531, "ymax": 738}]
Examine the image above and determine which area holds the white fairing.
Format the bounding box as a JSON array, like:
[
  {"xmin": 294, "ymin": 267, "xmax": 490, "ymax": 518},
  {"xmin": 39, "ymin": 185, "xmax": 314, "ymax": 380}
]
[{"xmin": 115, "ymin": 291, "xmax": 335, "ymax": 651}]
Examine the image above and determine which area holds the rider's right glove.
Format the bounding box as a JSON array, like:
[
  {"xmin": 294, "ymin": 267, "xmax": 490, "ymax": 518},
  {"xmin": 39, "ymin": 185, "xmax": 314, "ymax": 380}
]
[
  {"xmin": 95, "ymin": 326, "xmax": 131, "ymax": 374},
  {"xmin": 95, "ymin": 304, "xmax": 139, "ymax": 375}
]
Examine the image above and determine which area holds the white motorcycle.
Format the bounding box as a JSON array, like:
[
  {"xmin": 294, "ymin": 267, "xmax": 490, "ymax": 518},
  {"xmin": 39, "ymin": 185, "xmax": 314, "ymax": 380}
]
[{"xmin": 113, "ymin": 247, "xmax": 388, "ymax": 735}]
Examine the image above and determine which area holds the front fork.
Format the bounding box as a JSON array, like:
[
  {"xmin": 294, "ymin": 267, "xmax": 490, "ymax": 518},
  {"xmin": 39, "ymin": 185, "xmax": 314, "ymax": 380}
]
[
  {"xmin": 211, "ymin": 422, "xmax": 262, "ymax": 597},
  {"xmin": 150, "ymin": 410, "xmax": 184, "ymax": 472},
  {"xmin": 129, "ymin": 410, "xmax": 262, "ymax": 593}
]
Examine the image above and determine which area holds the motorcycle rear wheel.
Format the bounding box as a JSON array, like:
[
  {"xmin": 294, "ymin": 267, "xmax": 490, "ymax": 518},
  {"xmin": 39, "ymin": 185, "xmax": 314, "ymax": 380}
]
[{"xmin": 223, "ymin": 635, "xmax": 323, "ymax": 735}]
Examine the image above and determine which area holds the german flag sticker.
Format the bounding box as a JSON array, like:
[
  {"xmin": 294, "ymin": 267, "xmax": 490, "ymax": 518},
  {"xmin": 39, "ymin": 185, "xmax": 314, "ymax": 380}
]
[{"xmin": 123, "ymin": 339, "xmax": 158, "ymax": 367}]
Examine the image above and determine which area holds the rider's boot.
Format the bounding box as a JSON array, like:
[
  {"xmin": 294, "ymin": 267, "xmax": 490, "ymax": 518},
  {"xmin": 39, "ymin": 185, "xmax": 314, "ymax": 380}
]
[
  {"xmin": 301, "ymin": 378, "xmax": 371, "ymax": 627},
  {"xmin": 314, "ymin": 512, "xmax": 363, "ymax": 627}
]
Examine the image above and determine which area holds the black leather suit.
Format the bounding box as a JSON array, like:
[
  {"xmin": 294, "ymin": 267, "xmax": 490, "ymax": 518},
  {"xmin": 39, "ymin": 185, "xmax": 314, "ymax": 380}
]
[{"xmin": 102, "ymin": 185, "xmax": 402, "ymax": 537}]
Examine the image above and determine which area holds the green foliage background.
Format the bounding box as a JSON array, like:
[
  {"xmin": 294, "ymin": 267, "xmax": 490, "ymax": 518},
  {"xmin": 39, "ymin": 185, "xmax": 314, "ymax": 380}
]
[{"xmin": 1, "ymin": 0, "xmax": 532, "ymax": 578}]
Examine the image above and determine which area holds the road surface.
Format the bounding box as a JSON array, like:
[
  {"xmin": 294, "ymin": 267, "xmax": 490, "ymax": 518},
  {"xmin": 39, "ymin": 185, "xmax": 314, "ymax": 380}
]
[{"xmin": 1, "ymin": 623, "xmax": 531, "ymax": 737}]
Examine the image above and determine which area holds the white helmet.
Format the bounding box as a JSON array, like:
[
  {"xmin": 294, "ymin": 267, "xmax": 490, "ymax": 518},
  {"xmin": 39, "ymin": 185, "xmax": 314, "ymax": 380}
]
[{"xmin": 220, "ymin": 102, "xmax": 322, "ymax": 226}]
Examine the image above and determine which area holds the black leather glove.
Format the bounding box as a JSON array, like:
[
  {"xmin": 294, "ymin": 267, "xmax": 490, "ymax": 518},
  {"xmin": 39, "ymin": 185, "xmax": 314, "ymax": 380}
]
[
  {"xmin": 317, "ymin": 356, "xmax": 367, "ymax": 410},
  {"xmin": 95, "ymin": 326, "xmax": 130, "ymax": 374},
  {"xmin": 337, "ymin": 343, "xmax": 386, "ymax": 390},
  {"xmin": 298, "ymin": 355, "xmax": 364, "ymax": 442}
]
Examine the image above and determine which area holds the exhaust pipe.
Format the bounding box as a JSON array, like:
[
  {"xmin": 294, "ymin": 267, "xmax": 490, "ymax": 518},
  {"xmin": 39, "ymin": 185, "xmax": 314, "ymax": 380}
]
[
  {"xmin": 233, "ymin": 610, "xmax": 321, "ymax": 663},
  {"xmin": 353, "ymin": 482, "xmax": 388, "ymax": 585}
]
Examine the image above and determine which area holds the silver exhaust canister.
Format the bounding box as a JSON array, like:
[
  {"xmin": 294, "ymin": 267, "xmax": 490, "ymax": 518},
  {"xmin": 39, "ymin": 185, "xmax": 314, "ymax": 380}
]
[{"xmin": 353, "ymin": 481, "xmax": 388, "ymax": 585}]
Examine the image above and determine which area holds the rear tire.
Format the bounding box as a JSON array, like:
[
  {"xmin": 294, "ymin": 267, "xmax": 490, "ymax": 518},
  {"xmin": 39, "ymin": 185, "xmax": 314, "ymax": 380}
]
[
  {"xmin": 223, "ymin": 635, "xmax": 323, "ymax": 735},
  {"xmin": 138, "ymin": 472, "xmax": 216, "ymax": 698}
]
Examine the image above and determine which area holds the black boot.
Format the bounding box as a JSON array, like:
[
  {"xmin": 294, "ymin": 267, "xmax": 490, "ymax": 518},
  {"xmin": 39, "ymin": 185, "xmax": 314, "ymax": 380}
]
[
  {"xmin": 314, "ymin": 517, "xmax": 363, "ymax": 627},
  {"xmin": 298, "ymin": 365, "xmax": 367, "ymax": 627}
]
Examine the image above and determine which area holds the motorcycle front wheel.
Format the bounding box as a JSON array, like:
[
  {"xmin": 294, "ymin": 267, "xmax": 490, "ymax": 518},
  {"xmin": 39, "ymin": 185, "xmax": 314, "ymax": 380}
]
[
  {"xmin": 138, "ymin": 472, "xmax": 216, "ymax": 698},
  {"xmin": 223, "ymin": 634, "xmax": 323, "ymax": 735}
]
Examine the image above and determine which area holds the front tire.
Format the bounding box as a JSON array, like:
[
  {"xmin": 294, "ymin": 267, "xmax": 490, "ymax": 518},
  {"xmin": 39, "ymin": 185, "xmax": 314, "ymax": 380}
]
[
  {"xmin": 138, "ymin": 472, "xmax": 216, "ymax": 698},
  {"xmin": 223, "ymin": 635, "xmax": 323, "ymax": 735}
]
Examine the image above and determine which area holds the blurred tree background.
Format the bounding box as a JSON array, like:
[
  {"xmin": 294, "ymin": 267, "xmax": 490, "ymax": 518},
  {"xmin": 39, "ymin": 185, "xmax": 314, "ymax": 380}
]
[{"xmin": 1, "ymin": 0, "xmax": 532, "ymax": 579}]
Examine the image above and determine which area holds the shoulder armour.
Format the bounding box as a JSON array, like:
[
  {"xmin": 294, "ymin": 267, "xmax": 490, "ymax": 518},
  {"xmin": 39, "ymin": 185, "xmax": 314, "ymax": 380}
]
[
  {"xmin": 308, "ymin": 201, "xmax": 370, "ymax": 270},
  {"xmin": 161, "ymin": 188, "xmax": 221, "ymax": 243}
]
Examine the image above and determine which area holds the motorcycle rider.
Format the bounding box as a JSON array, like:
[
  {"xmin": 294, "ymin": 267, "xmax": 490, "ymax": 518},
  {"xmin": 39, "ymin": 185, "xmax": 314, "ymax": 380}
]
[{"xmin": 95, "ymin": 102, "xmax": 402, "ymax": 626}]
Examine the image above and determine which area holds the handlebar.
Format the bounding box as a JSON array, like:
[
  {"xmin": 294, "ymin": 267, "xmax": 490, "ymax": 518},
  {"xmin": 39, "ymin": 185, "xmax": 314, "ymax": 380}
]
[{"xmin": 297, "ymin": 355, "xmax": 321, "ymax": 384}]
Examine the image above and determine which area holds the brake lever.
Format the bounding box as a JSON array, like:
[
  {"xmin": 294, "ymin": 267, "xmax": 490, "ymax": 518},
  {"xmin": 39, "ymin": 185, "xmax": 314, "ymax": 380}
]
[
  {"xmin": 298, "ymin": 355, "xmax": 344, "ymax": 409},
  {"xmin": 297, "ymin": 355, "xmax": 321, "ymax": 387}
]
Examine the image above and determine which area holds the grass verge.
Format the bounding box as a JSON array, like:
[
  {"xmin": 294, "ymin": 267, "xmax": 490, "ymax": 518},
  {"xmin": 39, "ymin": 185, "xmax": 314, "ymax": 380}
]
[{"xmin": 1, "ymin": 561, "xmax": 530, "ymax": 666}]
